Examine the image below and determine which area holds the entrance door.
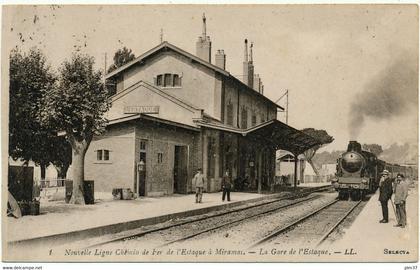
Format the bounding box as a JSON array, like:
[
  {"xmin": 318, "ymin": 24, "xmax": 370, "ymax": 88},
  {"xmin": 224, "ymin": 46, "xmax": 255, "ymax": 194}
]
[
  {"xmin": 174, "ymin": 145, "xmax": 188, "ymax": 194},
  {"xmin": 139, "ymin": 154, "xmax": 146, "ymax": 197}
]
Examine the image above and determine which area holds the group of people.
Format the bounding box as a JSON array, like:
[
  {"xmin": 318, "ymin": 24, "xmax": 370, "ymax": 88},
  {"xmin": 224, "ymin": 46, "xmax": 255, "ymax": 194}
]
[
  {"xmin": 378, "ymin": 169, "xmax": 410, "ymax": 228},
  {"xmin": 192, "ymin": 169, "xmax": 233, "ymax": 203}
]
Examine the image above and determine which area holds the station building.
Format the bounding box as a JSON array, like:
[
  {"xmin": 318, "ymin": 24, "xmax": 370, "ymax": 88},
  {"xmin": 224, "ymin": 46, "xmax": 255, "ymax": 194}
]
[{"xmin": 84, "ymin": 14, "xmax": 319, "ymax": 196}]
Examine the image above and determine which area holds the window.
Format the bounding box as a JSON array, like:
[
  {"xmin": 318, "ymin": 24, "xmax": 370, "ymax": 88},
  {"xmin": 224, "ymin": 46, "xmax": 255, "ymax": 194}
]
[
  {"xmin": 241, "ymin": 107, "xmax": 248, "ymax": 129},
  {"xmin": 96, "ymin": 149, "xmax": 110, "ymax": 161},
  {"xmin": 157, "ymin": 153, "xmax": 163, "ymax": 163},
  {"xmin": 156, "ymin": 75, "xmax": 163, "ymax": 86},
  {"xmin": 261, "ymin": 114, "xmax": 265, "ymax": 123},
  {"xmin": 139, "ymin": 140, "xmax": 147, "ymax": 164},
  {"xmin": 164, "ymin": 74, "xmax": 172, "ymax": 87},
  {"xmin": 173, "ymin": 74, "xmax": 181, "ymax": 87},
  {"xmin": 226, "ymin": 102, "xmax": 233, "ymax": 126},
  {"xmin": 140, "ymin": 140, "xmax": 147, "ymax": 151},
  {"xmin": 252, "ymin": 114, "xmax": 257, "ymax": 126},
  {"xmin": 154, "ymin": 73, "xmax": 182, "ymax": 87}
]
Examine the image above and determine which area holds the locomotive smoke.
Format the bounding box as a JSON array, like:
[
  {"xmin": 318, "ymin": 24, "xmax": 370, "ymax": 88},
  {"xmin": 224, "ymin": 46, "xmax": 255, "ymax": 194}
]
[{"xmin": 349, "ymin": 53, "xmax": 418, "ymax": 139}]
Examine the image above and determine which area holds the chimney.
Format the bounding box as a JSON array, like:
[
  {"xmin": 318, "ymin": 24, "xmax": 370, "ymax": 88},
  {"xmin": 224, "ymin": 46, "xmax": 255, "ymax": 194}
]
[
  {"xmin": 196, "ymin": 13, "xmax": 212, "ymax": 63},
  {"xmin": 243, "ymin": 39, "xmax": 249, "ymax": 85},
  {"xmin": 253, "ymin": 74, "xmax": 261, "ymax": 93},
  {"xmin": 247, "ymin": 42, "xmax": 254, "ymax": 88},
  {"xmin": 215, "ymin": 50, "xmax": 226, "ymax": 70}
]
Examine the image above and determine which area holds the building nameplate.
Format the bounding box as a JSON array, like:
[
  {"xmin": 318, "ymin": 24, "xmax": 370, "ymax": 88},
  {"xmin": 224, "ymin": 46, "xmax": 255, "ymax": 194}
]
[{"xmin": 124, "ymin": 106, "xmax": 160, "ymax": 114}]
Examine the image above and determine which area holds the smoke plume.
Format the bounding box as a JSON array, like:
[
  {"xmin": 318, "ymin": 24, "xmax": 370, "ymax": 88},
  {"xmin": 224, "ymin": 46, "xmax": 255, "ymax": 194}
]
[{"xmin": 349, "ymin": 53, "xmax": 418, "ymax": 139}]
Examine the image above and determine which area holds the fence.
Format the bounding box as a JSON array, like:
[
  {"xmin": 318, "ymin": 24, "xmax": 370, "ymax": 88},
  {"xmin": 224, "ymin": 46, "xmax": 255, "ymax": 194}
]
[{"xmin": 40, "ymin": 179, "xmax": 69, "ymax": 188}]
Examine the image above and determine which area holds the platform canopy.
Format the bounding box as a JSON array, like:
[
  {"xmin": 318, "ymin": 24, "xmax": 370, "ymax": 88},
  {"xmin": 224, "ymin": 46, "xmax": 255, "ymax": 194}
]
[{"xmin": 245, "ymin": 119, "xmax": 321, "ymax": 155}]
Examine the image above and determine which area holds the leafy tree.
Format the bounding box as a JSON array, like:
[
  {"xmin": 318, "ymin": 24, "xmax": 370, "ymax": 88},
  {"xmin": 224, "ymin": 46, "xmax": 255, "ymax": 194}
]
[
  {"xmin": 312, "ymin": 150, "xmax": 344, "ymax": 168},
  {"xmin": 9, "ymin": 48, "xmax": 56, "ymax": 179},
  {"xmin": 362, "ymin": 143, "xmax": 383, "ymax": 156},
  {"xmin": 107, "ymin": 47, "xmax": 136, "ymax": 73},
  {"xmin": 41, "ymin": 53, "xmax": 110, "ymax": 204},
  {"xmin": 105, "ymin": 47, "xmax": 136, "ymax": 96},
  {"xmin": 300, "ymin": 128, "xmax": 334, "ymax": 176}
]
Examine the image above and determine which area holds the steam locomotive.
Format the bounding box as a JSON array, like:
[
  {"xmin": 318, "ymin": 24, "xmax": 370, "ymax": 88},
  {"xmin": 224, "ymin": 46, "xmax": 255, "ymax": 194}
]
[{"xmin": 331, "ymin": 141, "xmax": 414, "ymax": 201}]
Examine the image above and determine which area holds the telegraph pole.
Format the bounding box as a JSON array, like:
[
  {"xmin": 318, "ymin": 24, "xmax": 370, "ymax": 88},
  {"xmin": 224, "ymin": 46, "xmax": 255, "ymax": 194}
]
[
  {"xmin": 275, "ymin": 89, "xmax": 289, "ymax": 124},
  {"xmin": 286, "ymin": 89, "xmax": 289, "ymax": 124}
]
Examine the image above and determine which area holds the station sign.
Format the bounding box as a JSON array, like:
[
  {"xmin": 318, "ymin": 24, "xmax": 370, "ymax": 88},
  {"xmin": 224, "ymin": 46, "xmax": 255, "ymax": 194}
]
[{"xmin": 124, "ymin": 106, "xmax": 160, "ymax": 114}]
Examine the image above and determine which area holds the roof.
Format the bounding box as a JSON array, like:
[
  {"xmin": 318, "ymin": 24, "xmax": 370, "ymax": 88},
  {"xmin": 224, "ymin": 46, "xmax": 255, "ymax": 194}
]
[
  {"xmin": 196, "ymin": 119, "xmax": 321, "ymax": 154},
  {"xmin": 106, "ymin": 41, "xmax": 284, "ymax": 111},
  {"xmin": 246, "ymin": 120, "xmax": 321, "ymax": 154},
  {"xmin": 107, "ymin": 114, "xmax": 200, "ymax": 132}
]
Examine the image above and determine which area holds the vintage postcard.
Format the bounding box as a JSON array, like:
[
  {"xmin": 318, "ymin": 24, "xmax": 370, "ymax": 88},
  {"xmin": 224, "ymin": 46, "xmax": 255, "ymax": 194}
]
[{"xmin": 2, "ymin": 4, "xmax": 418, "ymax": 263}]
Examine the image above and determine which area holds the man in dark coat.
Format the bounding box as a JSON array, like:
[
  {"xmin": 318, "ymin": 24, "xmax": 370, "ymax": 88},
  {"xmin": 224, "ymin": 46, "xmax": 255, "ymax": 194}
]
[
  {"xmin": 221, "ymin": 170, "xmax": 232, "ymax": 202},
  {"xmin": 378, "ymin": 170, "xmax": 393, "ymax": 223}
]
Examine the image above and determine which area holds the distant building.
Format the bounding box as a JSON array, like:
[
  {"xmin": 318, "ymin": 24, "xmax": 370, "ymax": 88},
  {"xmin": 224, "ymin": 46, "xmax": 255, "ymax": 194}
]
[{"xmin": 276, "ymin": 154, "xmax": 334, "ymax": 184}]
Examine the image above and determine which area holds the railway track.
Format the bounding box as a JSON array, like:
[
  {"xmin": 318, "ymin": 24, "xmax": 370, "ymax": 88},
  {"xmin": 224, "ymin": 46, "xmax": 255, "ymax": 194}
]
[
  {"xmin": 249, "ymin": 199, "xmax": 363, "ymax": 249},
  {"xmin": 85, "ymin": 185, "xmax": 332, "ymax": 249}
]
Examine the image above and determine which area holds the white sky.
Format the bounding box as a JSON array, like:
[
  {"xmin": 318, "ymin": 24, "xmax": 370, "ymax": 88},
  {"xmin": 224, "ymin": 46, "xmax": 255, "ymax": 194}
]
[{"xmin": 2, "ymin": 4, "xmax": 418, "ymax": 151}]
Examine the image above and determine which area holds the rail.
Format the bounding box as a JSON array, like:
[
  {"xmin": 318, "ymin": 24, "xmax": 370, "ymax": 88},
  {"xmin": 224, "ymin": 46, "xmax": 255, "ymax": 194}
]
[
  {"xmin": 85, "ymin": 185, "xmax": 332, "ymax": 249},
  {"xmin": 249, "ymin": 199, "xmax": 362, "ymax": 249}
]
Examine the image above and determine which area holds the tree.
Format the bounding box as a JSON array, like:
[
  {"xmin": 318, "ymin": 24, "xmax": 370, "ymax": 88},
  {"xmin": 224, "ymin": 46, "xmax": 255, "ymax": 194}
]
[
  {"xmin": 51, "ymin": 137, "xmax": 72, "ymax": 179},
  {"xmin": 300, "ymin": 128, "xmax": 334, "ymax": 176},
  {"xmin": 362, "ymin": 143, "xmax": 383, "ymax": 156},
  {"xmin": 9, "ymin": 48, "xmax": 56, "ymax": 179},
  {"xmin": 107, "ymin": 47, "xmax": 136, "ymax": 73},
  {"xmin": 105, "ymin": 47, "xmax": 136, "ymax": 96},
  {"xmin": 41, "ymin": 53, "xmax": 110, "ymax": 204}
]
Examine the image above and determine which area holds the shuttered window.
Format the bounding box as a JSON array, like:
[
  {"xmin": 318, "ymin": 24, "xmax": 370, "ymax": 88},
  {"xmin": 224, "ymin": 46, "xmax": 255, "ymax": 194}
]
[
  {"xmin": 227, "ymin": 103, "xmax": 233, "ymax": 126},
  {"xmin": 241, "ymin": 107, "xmax": 248, "ymax": 129}
]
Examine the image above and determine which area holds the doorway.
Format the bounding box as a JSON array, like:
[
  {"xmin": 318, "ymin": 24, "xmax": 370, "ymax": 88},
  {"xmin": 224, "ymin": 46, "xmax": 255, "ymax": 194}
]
[
  {"xmin": 174, "ymin": 145, "xmax": 188, "ymax": 194},
  {"xmin": 138, "ymin": 140, "xmax": 147, "ymax": 196}
]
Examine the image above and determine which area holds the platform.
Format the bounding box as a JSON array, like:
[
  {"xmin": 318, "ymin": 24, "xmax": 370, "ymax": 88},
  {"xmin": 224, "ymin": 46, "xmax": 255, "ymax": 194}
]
[
  {"xmin": 330, "ymin": 182, "xmax": 418, "ymax": 262},
  {"xmin": 6, "ymin": 191, "xmax": 276, "ymax": 244}
]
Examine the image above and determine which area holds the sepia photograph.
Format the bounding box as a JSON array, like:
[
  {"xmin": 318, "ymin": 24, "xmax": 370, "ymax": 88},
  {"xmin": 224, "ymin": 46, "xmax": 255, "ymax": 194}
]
[{"xmin": 1, "ymin": 3, "xmax": 418, "ymax": 264}]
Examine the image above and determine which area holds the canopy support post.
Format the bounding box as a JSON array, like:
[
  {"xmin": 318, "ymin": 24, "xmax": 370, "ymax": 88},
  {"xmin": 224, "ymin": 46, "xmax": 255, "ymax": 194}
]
[{"xmin": 293, "ymin": 153, "xmax": 298, "ymax": 190}]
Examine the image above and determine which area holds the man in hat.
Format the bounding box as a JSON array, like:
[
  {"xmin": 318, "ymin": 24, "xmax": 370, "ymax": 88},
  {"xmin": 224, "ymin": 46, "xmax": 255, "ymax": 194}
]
[
  {"xmin": 378, "ymin": 170, "xmax": 393, "ymax": 223},
  {"xmin": 221, "ymin": 170, "xmax": 232, "ymax": 202},
  {"xmin": 393, "ymin": 173, "xmax": 409, "ymax": 228},
  {"xmin": 193, "ymin": 168, "xmax": 205, "ymax": 203}
]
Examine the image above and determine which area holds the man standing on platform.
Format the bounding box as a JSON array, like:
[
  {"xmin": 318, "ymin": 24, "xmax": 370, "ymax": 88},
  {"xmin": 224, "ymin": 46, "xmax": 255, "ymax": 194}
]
[
  {"xmin": 378, "ymin": 170, "xmax": 393, "ymax": 223},
  {"xmin": 222, "ymin": 170, "xmax": 232, "ymax": 202},
  {"xmin": 393, "ymin": 174, "xmax": 409, "ymax": 228},
  {"xmin": 193, "ymin": 168, "xmax": 205, "ymax": 203}
]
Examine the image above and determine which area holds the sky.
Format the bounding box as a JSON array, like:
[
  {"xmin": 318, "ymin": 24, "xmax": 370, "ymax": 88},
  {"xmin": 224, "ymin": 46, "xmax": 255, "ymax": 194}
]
[{"xmin": 2, "ymin": 4, "xmax": 419, "ymax": 151}]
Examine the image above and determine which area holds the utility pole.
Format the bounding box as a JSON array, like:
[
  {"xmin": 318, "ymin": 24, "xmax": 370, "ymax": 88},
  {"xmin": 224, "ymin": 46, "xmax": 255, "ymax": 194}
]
[
  {"xmin": 275, "ymin": 89, "xmax": 289, "ymax": 124},
  {"xmin": 286, "ymin": 89, "xmax": 289, "ymax": 124}
]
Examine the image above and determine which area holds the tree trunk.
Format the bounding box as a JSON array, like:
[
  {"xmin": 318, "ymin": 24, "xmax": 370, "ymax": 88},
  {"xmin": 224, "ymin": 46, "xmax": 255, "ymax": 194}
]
[
  {"xmin": 307, "ymin": 158, "xmax": 320, "ymax": 176},
  {"xmin": 69, "ymin": 141, "xmax": 87, "ymax": 205},
  {"xmin": 55, "ymin": 164, "xmax": 69, "ymax": 179},
  {"xmin": 40, "ymin": 164, "xmax": 46, "ymax": 181}
]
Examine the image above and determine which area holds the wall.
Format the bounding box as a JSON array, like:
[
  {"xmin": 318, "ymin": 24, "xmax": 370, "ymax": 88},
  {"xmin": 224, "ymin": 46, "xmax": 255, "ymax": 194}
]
[
  {"xmin": 85, "ymin": 124, "xmax": 136, "ymax": 192},
  {"xmin": 107, "ymin": 82, "xmax": 201, "ymax": 127},
  {"xmin": 134, "ymin": 120, "xmax": 200, "ymax": 196},
  {"xmin": 116, "ymin": 50, "xmax": 223, "ymax": 121},
  {"xmin": 224, "ymin": 79, "xmax": 277, "ymax": 129}
]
